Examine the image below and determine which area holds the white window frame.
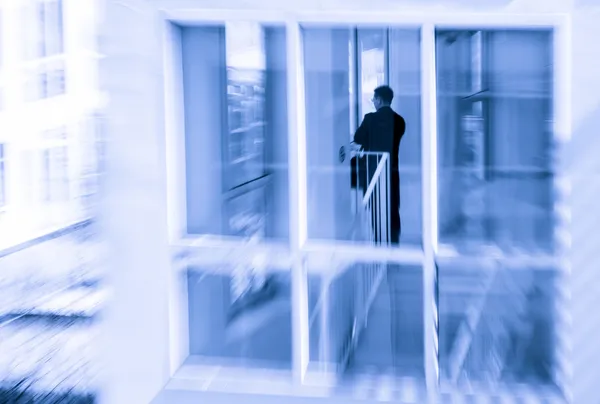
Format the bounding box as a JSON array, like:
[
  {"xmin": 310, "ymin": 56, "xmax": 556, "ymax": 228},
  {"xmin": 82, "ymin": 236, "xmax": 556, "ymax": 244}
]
[
  {"xmin": 156, "ymin": 7, "xmax": 570, "ymax": 403},
  {"xmin": 40, "ymin": 142, "xmax": 69, "ymax": 203},
  {"xmin": 0, "ymin": 143, "xmax": 6, "ymax": 210},
  {"xmin": 20, "ymin": 0, "xmax": 66, "ymax": 102}
]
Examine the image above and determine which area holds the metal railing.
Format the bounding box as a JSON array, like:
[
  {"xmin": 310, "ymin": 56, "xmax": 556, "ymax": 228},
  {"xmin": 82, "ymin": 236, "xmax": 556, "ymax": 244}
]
[{"xmin": 312, "ymin": 151, "xmax": 391, "ymax": 375}]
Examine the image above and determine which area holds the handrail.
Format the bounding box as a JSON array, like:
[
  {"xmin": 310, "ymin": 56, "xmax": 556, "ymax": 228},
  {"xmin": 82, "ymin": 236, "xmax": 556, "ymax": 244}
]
[
  {"xmin": 315, "ymin": 149, "xmax": 390, "ymax": 373},
  {"xmin": 360, "ymin": 152, "xmax": 389, "ymax": 207}
]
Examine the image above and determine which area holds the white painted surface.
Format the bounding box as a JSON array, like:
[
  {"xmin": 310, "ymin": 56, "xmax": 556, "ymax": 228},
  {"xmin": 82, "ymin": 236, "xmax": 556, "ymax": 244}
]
[{"xmin": 99, "ymin": 2, "xmax": 172, "ymax": 404}]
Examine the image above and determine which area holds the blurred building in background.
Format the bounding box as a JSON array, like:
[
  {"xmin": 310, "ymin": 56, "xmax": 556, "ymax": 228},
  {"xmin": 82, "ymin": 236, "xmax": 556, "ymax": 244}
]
[
  {"xmin": 0, "ymin": 0, "xmax": 105, "ymax": 250},
  {"xmin": 0, "ymin": 0, "xmax": 105, "ymax": 401}
]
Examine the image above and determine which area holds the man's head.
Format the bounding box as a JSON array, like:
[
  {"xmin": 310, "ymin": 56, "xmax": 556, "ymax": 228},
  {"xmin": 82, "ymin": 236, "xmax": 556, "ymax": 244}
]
[{"xmin": 372, "ymin": 85, "xmax": 394, "ymax": 110}]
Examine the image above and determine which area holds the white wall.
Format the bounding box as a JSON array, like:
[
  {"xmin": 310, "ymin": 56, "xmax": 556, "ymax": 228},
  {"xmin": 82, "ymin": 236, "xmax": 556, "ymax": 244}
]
[{"xmin": 567, "ymin": 5, "xmax": 600, "ymax": 404}]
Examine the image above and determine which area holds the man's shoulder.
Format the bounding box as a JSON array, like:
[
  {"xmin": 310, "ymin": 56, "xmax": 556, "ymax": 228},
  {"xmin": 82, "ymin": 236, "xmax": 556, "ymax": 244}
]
[
  {"xmin": 393, "ymin": 110, "xmax": 405, "ymax": 119},
  {"xmin": 393, "ymin": 111, "xmax": 406, "ymax": 124}
]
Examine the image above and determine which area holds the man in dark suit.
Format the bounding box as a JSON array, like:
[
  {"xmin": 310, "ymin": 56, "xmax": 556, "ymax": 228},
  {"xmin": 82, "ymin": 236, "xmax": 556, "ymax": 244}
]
[{"xmin": 352, "ymin": 85, "xmax": 405, "ymax": 245}]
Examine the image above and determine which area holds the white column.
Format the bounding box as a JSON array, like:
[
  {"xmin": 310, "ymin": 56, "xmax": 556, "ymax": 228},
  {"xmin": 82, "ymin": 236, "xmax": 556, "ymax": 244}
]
[
  {"xmin": 99, "ymin": 1, "xmax": 172, "ymax": 403},
  {"xmin": 420, "ymin": 23, "xmax": 439, "ymax": 397},
  {"xmin": 163, "ymin": 19, "xmax": 190, "ymax": 375},
  {"xmin": 552, "ymin": 14, "xmax": 572, "ymax": 403}
]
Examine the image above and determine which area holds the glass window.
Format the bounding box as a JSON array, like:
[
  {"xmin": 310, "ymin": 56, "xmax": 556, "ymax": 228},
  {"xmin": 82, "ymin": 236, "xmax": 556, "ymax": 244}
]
[
  {"xmin": 26, "ymin": 60, "xmax": 66, "ymax": 101},
  {"xmin": 306, "ymin": 258, "xmax": 425, "ymax": 381},
  {"xmin": 186, "ymin": 260, "xmax": 292, "ymax": 368},
  {"xmin": 21, "ymin": 0, "xmax": 66, "ymax": 102},
  {"xmin": 437, "ymin": 256, "xmax": 567, "ymax": 389},
  {"xmin": 358, "ymin": 29, "xmax": 387, "ymax": 119},
  {"xmin": 436, "ymin": 29, "xmax": 555, "ymax": 254},
  {"xmin": 19, "ymin": 149, "xmax": 35, "ymax": 205},
  {"xmin": 225, "ymin": 22, "xmax": 266, "ymax": 190},
  {"xmin": 35, "ymin": 0, "xmax": 64, "ymax": 58},
  {"xmin": 180, "ymin": 23, "xmax": 289, "ymax": 241},
  {"xmin": 302, "ymin": 26, "xmax": 422, "ymax": 245},
  {"xmin": 42, "ymin": 145, "xmax": 69, "ymax": 202},
  {"xmin": 46, "ymin": 60, "xmax": 66, "ymax": 96}
]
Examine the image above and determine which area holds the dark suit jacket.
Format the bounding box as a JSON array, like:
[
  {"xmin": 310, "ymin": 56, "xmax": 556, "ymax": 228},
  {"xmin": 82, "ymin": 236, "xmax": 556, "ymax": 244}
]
[
  {"xmin": 352, "ymin": 106, "xmax": 405, "ymax": 191},
  {"xmin": 351, "ymin": 106, "xmax": 405, "ymax": 241}
]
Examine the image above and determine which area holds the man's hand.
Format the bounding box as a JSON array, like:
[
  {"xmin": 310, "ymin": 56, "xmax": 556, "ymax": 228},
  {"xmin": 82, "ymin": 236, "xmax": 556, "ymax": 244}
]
[{"xmin": 349, "ymin": 141, "xmax": 362, "ymax": 152}]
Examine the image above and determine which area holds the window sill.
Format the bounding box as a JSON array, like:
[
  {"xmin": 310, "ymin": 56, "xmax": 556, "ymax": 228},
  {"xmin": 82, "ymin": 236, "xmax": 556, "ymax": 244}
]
[{"xmin": 153, "ymin": 357, "xmax": 566, "ymax": 404}]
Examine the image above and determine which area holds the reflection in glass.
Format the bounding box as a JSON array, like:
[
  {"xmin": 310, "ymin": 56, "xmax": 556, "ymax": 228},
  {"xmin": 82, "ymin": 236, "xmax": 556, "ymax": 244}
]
[
  {"xmin": 438, "ymin": 258, "xmax": 564, "ymax": 388},
  {"xmin": 306, "ymin": 257, "xmax": 423, "ymax": 381},
  {"xmin": 181, "ymin": 24, "xmax": 289, "ymax": 241},
  {"xmin": 436, "ymin": 30, "xmax": 555, "ymax": 253},
  {"xmin": 187, "ymin": 265, "xmax": 291, "ymax": 368},
  {"xmin": 225, "ymin": 185, "xmax": 268, "ymax": 301},
  {"xmin": 358, "ymin": 29, "xmax": 386, "ymax": 119},
  {"xmin": 225, "ymin": 22, "xmax": 266, "ymax": 190},
  {"xmin": 303, "ymin": 26, "xmax": 421, "ymax": 244}
]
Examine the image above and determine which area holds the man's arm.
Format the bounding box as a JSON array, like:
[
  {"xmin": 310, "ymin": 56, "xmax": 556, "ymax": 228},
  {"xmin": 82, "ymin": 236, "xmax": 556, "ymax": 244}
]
[{"xmin": 353, "ymin": 113, "xmax": 370, "ymax": 147}]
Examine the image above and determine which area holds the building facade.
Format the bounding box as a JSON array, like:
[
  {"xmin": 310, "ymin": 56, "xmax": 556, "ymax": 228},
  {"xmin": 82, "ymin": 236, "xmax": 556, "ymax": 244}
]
[{"xmin": 0, "ymin": 0, "xmax": 105, "ymax": 250}]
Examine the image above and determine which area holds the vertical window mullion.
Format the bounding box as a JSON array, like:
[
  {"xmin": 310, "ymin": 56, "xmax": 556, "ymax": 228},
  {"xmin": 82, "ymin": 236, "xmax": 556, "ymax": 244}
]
[
  {"xmin": 384, "ymin": 28, "xmax": 390, "ymax": 84},
  {"xmin": 420, "ymin": 23, "xmax": 440, "ymax": 395},
  {"xmin": 356, "ymin": 29, "xmax": 364, "ymax": 122},
  {"xmin": 552, "ymin": 20, "xmax": 572, "ymax": 403},
  {"xmin": 349, "ymin": 28, "xmax": 358, "ymax": 137},
  {"xmin": 286, "ymin": 19, "xmax": 309, "ymax": 385}
]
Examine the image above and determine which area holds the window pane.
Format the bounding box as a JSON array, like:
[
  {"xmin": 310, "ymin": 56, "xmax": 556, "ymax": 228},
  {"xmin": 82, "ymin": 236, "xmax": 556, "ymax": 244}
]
[
  {"xmin": 305, "ymin": 256, "xmax": 426, "ymax": 396},
  {"xmin": 43, "ymin": 0, "xmax": 64, "ymax": 56},
  {"xmin": 181, "ymin": 23, "xmax": 289, "ymax": 241},
  {"xmin": 389, "ymin": 28, "xmax": 423, "ymax": 246},
  {"xmin": 438, "ymin": 256, "xmax": 567, "ymax": 393},
  {"xmin": 225, "ymin": 21, "xmax": 266, "ymax": 190},
  {"xmin": 42, "ymin": 146, "xmax": 69, "ymax": 202},
  {"xmin": 186, "ymin": 255, "xmax": 292, "ymax": 369},
  {"xmin": 303, "ymin": 26, "xmax": 422, "ymax": 245},
  {"xmin": 358, "ymin": 28, "xmax": 386, "ymax": 119},
  {"xmin": 436, "ymin": 29, "xmax": 555, "ymax": 253},
  {"xmin": 37, "ymin": 0, "xmax": 46, "ymax": 57},
  {"xmin": 46, "ymin": 60, "xmax": 66, "ymax": 97}
]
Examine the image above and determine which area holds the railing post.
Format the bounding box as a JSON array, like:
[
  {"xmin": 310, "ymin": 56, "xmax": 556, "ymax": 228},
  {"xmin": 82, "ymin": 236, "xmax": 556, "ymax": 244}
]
[{"xmin": 386, "ymin": 156, "xmax": 391, "ymax": 245}]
